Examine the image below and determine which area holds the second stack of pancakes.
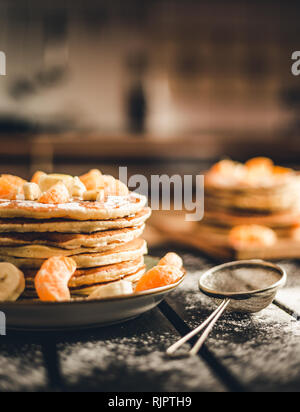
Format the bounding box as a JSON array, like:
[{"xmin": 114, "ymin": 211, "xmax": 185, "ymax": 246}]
[
  {"xmin": 0, "ymin": 174, "xmax": 151, "ymax": 299},
  {"xmin": 203, "ymin": 157, "xmax": 300, "ymax": 236}
]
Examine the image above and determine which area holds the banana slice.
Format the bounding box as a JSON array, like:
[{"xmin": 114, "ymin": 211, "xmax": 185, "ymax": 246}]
[
  {"xmin": 39, "ymin": 174, "xmax": 73, "ymax": 193},
  {"xmin": 83, "ymin": 189, "xmax": 105, "ymax": 201},
  {"xmin": 23, "ymin": 182, "xmax": 41, "ymax": 201},
  {"xmin": 69, "ymin": 177, "xmax": 86, "ymax": 198},
  {"xmin": 88, "ymin": 280, "xmax": 133, "ymax": 300},
  {"xmin": 0, "ymin": 263, "xmax": 25, "ymax": 302}
]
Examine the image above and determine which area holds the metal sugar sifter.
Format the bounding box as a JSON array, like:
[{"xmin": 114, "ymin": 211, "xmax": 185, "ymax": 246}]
[{"xmin": 167, "ymin": 260, "xmax": 287, "ymax": 356}]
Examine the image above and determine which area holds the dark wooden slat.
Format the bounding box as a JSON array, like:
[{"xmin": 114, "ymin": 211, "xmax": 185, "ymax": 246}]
[
  {"xmin": 56, "ymin": 308, "xmax": 226, "ymax": 392},
  {"xmin": 161, "ymin": 249, "xmax": 300, "ymax": 392},
  {"xmin": 41, "ymin": 340, "xmax": 65, "ymax": 391}
]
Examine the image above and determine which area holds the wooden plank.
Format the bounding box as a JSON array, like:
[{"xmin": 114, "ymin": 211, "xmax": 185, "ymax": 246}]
[
  {"xmin": 0, "ymin": 307, "xmax": 226, "ymax": 392},
  {"xmin": 163, "ymin": 250, "xmax": 300, "ymax": 392},
  {"xmin": 0, "ymin": 308, "xmax": 225, "ymax": 392},
  {"xmin": 0, "ymin": 339, "xmax": 48, "ymax": 391},
  {"xmin": 276, "ymin": 261, "xmax": 300, "ymax": 318},
  {"xmin": 235, "ymin": 243, "xmax": 300, "ymax": 261},
  {"xmin": 56, "ymin": 308, "xmax": 226, "ymax": 392}
]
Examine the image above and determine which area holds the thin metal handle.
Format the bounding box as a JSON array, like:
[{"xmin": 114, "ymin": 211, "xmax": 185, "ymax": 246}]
[
  {"xmin": 189, "ymin": 299, "xmax": 231, "ymax": 356},
  {"xmin": 167, "ymin": 299, "xmax": 230, "ymax": 356}
]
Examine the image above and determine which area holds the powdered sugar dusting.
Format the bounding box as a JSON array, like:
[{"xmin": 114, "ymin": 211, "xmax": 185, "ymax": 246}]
[
  {"xmin": 0, "ymin": 193, "xmax": 146, "ymax": 220},
  {"xmin": 58, "ymin": 310, "xmax": 224, "ymax": 392},
  {"xmin": 0, "ymin": 345, "xmax": 46, "ymax": 391},
  {"xmin": 0, "ymin": 193, "xmax": 144, "ymax": 211}
]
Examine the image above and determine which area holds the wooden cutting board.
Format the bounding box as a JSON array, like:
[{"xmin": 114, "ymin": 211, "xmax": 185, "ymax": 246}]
[
  {"xmin": 204, "ymin": 209, "xmax": 300, "ymax": 228},
  {"xmin": 148, "ymin": 211, "xmax": 300, "ymax": 261}
]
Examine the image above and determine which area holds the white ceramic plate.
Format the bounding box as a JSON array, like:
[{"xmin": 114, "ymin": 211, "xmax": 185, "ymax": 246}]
[{"xmin": 0, "ymin": 257, "xmax": 185, "ymax": 331}]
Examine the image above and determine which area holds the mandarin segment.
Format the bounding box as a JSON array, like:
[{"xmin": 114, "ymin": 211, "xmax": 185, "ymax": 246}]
[
  {"xmin": 210, "ymin": 159, "xmax": 237, "ymax": 174},
  {"xmin": 1, "ymin": 174, "xmax": 27, "ymax": 187},
  {"xmin": 292, "ymin": 225, "xmax": 300, "ymax": 241},
  {"xmin": 38, "ymin": 182, "xmax": 70, "ymax": 204},
  {"xmin": 80, "ymin": 169, "xmax": 104, "ymax": 191},
  {"xmin": 208, "ymin": 160, "xmax": 245, "ymax": 183},
  {"xmin": 35, "ymin": 256, "xmax": 76, "ymax": 302},
  {"xmin": 208, "ymin": 157, "xmax": 295, "ymax": 188},
  {"xmin": 0, "ymin": 174, "xmax": 27, "ymax": 199},
  {"xmin": 0, "ymin": 176, "xmax": 20, "ymax": 200},
  {"xmin": 273, "ymin": 166, "xmax": 293, "ymax": 176},
  {"xmin": 244, "ymin": 158, "xmax": 274, "ymax": 184},
  {"xmin": 158, "ymin": 252, "xmax": 183, "ymax": 268},
  {"xmin": 135, "ymin": 265, "xmax": 183, "ymax": 293},
  {"xmin": 229, "ymin": 225, "xmax": 277, "ymax": 250},
  {"xmin": 31, "ymin": 171, "xmax": 46, "ymax": 185},
  {"xmin": 245, "ymin": 157, "xmax": 274, "ymax": 170}
]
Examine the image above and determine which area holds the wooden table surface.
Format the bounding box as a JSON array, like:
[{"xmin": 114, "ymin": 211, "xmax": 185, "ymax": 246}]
[{"xmin": 1, "ymin": 244, "xmax": 300, "ymax": 392}]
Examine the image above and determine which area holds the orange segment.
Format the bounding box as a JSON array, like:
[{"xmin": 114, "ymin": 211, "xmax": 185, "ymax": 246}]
[
  {"xmin": 31, "ymin": 171, "xmax": 46, "ymax": 185},
  {"xmin": 0, "ymin": 174, "xmax": 27, "ymax": 199},
  {"xmin": 245, "ymin": 157, "xmax": 274, "ymax": 170},
  {"xmin": 35, "ymin": 256, "xmax": 76, "ymax": 302},
  {"xmin": 159, "ymin": 253, "xmax": 183, "ymax": 268},
  {"xmin": 210, "ymin": 160, "xmax": 240, "ymax": 175},
  {"xmin": 209, "ymin": 157, "xmax": 295, "ymax": 187},
  {"xmin": 208, "ymin": 160, "xmax": 246, "ymax": 184},
  {"xmin": 229, "ymin": 225, "xmax": 277, "ymax": 250},
  {"xmin": 243, "ymin": 158, "xmax": 274, "ymax": 185},
  {"xmin": 1, "ymin": 174, "xmax": 27, "ymax": 187},
  {"xmin": 0, "ymin": 176, "xmax": 21, "ymax": 200},
  {"xmin": 135, "ymin": 265, "xmax": 183, "ymax": 293},
  {"xmin": 272, "ymin": 166, "xmax": 293, "ymax": 176},
  {"xmin": 292, "ymin": 224, "xmax": 300, "ymax": 241},
  {"xmin": 79, "ymin": 169, "xmax": 103, "ymax": 191},
  {"xmin": 38, "ymin": 182, "xmax": 70, "ymax": 204}
]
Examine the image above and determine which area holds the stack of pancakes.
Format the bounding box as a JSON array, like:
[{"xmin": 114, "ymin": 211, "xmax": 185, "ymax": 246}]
[
  {"xmin": 205, "ymin": 179, "xmax": 300, "ymax": 215},
  {"xmin": 206, "ymin": 163, "xmax": 300, "ymax": 216},
  {"xmin": 0, "ymin": 194, "xmax": 151, "ymax": 298},
  {"xmin": 202, "ymin": 158, "xmax": 300, "ymax": 239}
]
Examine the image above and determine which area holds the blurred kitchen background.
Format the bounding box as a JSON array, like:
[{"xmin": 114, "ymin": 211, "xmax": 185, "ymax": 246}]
[{"xmin": 0, "ymin": 0, "xmax": 300, "ymax": 179}]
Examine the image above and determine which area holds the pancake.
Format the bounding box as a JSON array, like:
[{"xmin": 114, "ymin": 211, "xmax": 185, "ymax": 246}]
[
  {"xmin": 0, "ymin": 243, "xmax": 120, "ymax": 258},
  {"xmin": 0, "ymin": 225, "xmax": 145, "ymax": 250},
  {"xmin": 0, "ymin": 193, "xmax": 147, "ymax": 221},
  {"xmin": 24, "ymin": 257, "xmax": 145, "ymax": 287},
  {"xmin": 0, "ymin": 238, "xmax": 148, "ymax": 269},
  {"xmin": 205, "ymin": 179, "xmax": 300, "ymax": 213},
  {"xmin": 22, "ymin": 266, "xmax": 145, "ymax": 298},
  {"xmin": 70, "ymin": 268, "xmax": 145, "ymax": 296},
  {"xmin": 0, "ymin": 208, "xmax": 151, "ymax": 233}
]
